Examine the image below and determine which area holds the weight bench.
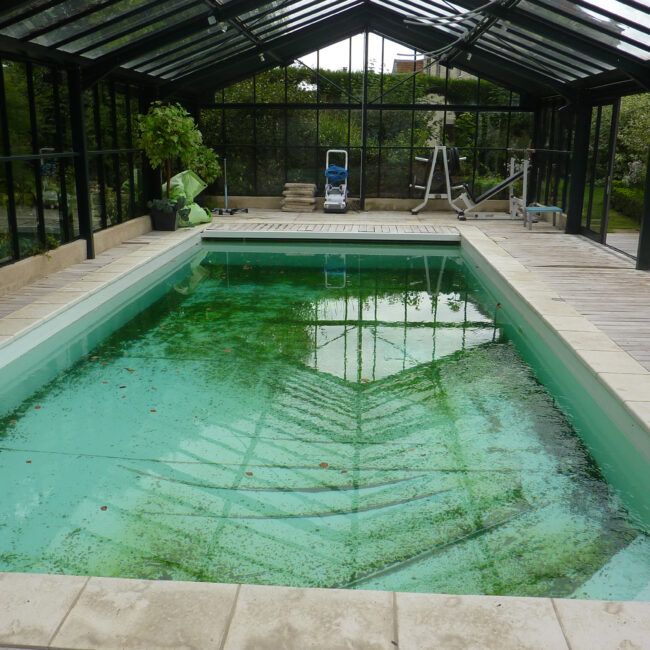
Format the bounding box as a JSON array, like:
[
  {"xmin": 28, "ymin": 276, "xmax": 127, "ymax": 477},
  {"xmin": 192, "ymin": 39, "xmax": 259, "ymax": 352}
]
[{"xmin": 524, "ymin": 204, "xmax": 563, "ymax": 230}]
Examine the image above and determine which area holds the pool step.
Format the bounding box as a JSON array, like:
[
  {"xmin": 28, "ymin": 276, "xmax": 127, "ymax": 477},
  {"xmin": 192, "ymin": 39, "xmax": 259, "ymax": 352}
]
[{"xmin": 572, "ymin": 535, "xmax": 650, "ymax": 600}]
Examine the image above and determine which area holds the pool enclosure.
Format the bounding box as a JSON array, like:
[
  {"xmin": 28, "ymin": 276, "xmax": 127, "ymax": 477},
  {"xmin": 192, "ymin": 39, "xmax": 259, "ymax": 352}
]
[{"xmin": 0, "ymin": 0, "xmax": 648, "ymax": 268}]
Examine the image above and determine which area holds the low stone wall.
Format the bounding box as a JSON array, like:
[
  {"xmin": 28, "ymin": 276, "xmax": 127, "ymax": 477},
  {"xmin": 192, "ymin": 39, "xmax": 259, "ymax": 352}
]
[
  {"xmin": 0, "ymin": 239, "xmax": 86, "ymax": 297},
  {"xmin": 94, "ymin": 215, "xmax": 152, "ymax": 255},
  {"xmin": 0, "ymin": 216, "xmax": 152, "ymax": 297},
  {"xmin": 204, "ymin": 195, "xmax": 510, "ymax": 213}
]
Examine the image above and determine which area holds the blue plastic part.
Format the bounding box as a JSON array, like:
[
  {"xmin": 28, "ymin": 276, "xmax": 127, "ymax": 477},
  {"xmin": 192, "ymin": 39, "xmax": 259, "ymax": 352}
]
[
  {"xmin": 525, "ymin": 205, "xmax": 563, "ymax": 213},
  {"xmin": 325, "ymin": 164, "xmax": 348, "ymax": 183}
]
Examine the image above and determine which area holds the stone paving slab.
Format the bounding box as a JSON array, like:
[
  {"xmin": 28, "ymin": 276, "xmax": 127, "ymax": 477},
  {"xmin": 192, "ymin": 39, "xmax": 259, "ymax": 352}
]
[
  {"xmin": 553, "ymin": 598, "xmax": 650, "ymax": 650},
  {"xmin": 0, "ymin": 572, "xmax": 87, "ymax": 647},
  {"xmin": 1, "ymin": 574, "xmax": 649, "ymax": 649},
  {"xmin": 396, "ymin": 592, "xmax": 569, "ymax": 650},
  {"xmin": 51, "ymin": 577, "xmax": 238, "ymax": 650},
  {"xmin": 223, "ymin": 584, "xmax": 395, "ymax": 650}
]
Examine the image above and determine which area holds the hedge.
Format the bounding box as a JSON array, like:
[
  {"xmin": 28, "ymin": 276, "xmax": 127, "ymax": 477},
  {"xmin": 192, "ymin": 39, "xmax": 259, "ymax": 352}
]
[{"xmin": 610, "ymin": 181, "xmax": 644, "ymax": 222}]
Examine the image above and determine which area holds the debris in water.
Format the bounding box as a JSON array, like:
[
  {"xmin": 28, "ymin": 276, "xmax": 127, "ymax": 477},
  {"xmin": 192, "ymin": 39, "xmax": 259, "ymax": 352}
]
[
  {"xmin": 126, "ymin": 368, "xmax": 135, "ymax": 373},
  {"xmin": 100, "ymin": 505, "xmax": 108, "ymax": 511},
  {"xmin": 245, "ymin": 471, "xmax": 253, "ymax": 477},
  {"xmin": 34, "ymin": 405, "xmax": 41, "ymax": 410},
  {"xmin": 319, "ymin": 462, "xmax": 329, "ymax": 469},
  {"xmin": 223, "ymin": 348, "xmax": 232, "ymax": 353},
  {"xmin": 119, "ymin": 385, "xmax": 127, "ymax": 389},
  {"xmin": 26, "ymin": 460, "xmax": 32, "ymax": 464},
  {"xmin": 149, "ymin": 408, "xmax": 157, "ymax": 413}
]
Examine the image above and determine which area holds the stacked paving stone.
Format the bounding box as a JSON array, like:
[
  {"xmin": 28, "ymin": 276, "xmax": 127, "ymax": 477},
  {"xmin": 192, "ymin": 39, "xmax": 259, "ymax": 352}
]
[{"xmin": 281, "ymin": 182, "xmax": 316, "ymax": 212}]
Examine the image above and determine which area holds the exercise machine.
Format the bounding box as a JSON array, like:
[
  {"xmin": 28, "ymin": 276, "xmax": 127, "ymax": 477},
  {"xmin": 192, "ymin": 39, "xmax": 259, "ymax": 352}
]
[
  {"xmin": 509, "ymin": 151, "xmax": 563, "ymax": 230},
  {"xmin": 410, "ymin": 146, "xmax": 465, "ymax": 214},
  {"xmin": 453, "ymin": 159, "xmax": 526, "ymax": 220},
  {"xmin": 324, "ymin": 149, "xmax": 349, "ymax": 213}
]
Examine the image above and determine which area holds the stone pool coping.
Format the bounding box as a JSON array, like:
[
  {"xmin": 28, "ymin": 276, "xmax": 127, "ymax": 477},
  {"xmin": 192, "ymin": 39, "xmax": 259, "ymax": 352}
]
[
  {"xmin": 459, "ymin": 226, "xmax": 650, "ymax": 449},
  {"xmin": 1, "ymin": 572, "xmax": 649, "ymax": 649},
  {"xmin": 0, "ymin": 221, "xmax": 649, "ymax": 648}
]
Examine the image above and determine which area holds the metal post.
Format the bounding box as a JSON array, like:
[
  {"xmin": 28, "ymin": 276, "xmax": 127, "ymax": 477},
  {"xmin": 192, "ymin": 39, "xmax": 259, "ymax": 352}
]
[
  {"xmin": 636, "ymin": 147, "xmax": 650, "ymax": 271},
  {"xmin": 26, "ymin": 63, "xmax": 46, "ymax": 250},
  {"xmin": 565, "ymin": 102, "xmax": 591, "ymax": 234},
  {"xmin": 601, "ymin": 99, "xmax": 620, "ymax": 242},
  {"xmin": 359, "ymin": 28, "xmax": 369, "ymax": 210},
  {"xmin": 139, "ymin": 87, "xmax": 161, "ymax": 204},
  {"xmin": 68, "ymin": 66, "xmax": 95, "ymax": 259},
  {"xmin": 0, "ymin": 56, "xmax": 19, "ymax": 260}
]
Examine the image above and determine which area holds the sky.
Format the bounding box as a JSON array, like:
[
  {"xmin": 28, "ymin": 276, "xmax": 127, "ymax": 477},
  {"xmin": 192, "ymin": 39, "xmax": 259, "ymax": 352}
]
[{"xmin": 296, "ymin": 33, "xmax": 423, "ymax": 73}]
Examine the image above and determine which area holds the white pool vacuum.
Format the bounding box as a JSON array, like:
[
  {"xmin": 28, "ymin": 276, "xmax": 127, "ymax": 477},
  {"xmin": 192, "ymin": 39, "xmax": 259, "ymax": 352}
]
[{"xmin": 324, "ymin": 149, "xmax": 349, "ymax": 213}]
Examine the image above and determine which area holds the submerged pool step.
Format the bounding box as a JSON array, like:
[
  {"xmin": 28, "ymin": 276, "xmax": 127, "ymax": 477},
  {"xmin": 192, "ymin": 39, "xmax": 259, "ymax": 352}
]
[{"xmin": 572, "ymin": 535, "xmax": 650, "ymax": 600}]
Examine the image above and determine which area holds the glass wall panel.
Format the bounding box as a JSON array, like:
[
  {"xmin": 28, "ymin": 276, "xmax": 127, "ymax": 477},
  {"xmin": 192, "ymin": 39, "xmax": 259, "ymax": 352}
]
[
  {"xmin": 199, "ymin": 34, "xmax": 532, "ymax": 201},
  {"xmin": 13, "ymin": 161, "xmax": 39, "ymax": 257},
  {"xmin": 606, "ymin": 93, "xmax": 648, "ymax": 257},
  {"xmin": 4, "ymin": 61, "xmax": 31, "ymax": 155},
  {"xmin": 256, "ymin": 147, "xmax": 284, "ymax": 195},
  {"xmin": 0, "ymin": 164, "xmax": 12, "ymax": 264}
]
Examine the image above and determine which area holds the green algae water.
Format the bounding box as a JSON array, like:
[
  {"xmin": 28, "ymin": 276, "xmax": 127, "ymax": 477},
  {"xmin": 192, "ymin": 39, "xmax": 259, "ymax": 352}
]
[{"xmin": 1, "ymin": 242, "xmax": 649, "ymax": 599}]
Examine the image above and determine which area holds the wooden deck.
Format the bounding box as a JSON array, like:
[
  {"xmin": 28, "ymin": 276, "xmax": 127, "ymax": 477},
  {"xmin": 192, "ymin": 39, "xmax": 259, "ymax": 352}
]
[
  {"xmin": 486, "ymin": 226, "xmax": 650, "ymax": 371},
  {"xmin": 204, "ymin": 220, "xmax": 460, "ymax": 240}
]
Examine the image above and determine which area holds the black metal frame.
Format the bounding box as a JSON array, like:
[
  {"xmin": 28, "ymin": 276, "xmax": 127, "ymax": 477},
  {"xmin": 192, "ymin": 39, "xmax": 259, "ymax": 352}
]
[
  {"xmin": 0, "ymin": 0, "xmax": 648, "ymax": 268},
  {"xmin": 0, "ymin": 55, "xmax": 146, "ymax": 266}
]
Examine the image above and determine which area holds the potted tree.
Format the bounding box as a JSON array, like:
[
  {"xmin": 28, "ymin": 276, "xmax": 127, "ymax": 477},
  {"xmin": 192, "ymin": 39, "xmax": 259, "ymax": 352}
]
[
  {"xmin": 187, "ymin": 145, "xmax": 221, "ymax": 206},
  {"xmin": 137, "ymin": 102, "xmax": 202, "ymax": 230}
]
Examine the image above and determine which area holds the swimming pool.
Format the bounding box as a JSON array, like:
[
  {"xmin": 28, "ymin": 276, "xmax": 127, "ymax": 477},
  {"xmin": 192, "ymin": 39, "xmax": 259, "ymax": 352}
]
[{"xmin": 0, "ymin": 241, "xmax": 648, "ymax": 599}]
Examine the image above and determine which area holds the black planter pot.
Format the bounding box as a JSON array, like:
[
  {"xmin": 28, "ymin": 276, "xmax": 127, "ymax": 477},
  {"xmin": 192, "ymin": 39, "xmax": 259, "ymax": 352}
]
[{"xmin": 151, "ymin": 206, "xmax": 178, "ymax": 231}]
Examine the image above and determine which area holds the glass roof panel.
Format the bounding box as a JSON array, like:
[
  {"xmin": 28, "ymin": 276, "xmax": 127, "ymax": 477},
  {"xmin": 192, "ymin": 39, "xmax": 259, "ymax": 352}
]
[
  {"xmin": 0, "ymin": 0, "xmax": 647, "ymax": 90},
  {"xmin": 1, "ymin": 0, "xmax": 110, "ymax": 39},
  {"xmin": 481, "ymin": 26, "xmax": 607, "ymax": 78},
  {"xmin": 0, "ymin": 2, "xmax": 62, "ymax": 32},
  {"xmin": 54, "ymin": 0, "xmax": 200, "ymax": 55},
  {"xmin": 256, "ymin": 0, "xmax": 362, "ymax": 41},
  {"xmin": 521, "ymin": 0, "xmax": 650, "ymax": 60},
  {"xmin": 147, "ymin": 33, "xmax": 250, "ymax": 77},
  {"xmin": 537, "ymin": 0, "xmax": 650, "ymax": 46}
]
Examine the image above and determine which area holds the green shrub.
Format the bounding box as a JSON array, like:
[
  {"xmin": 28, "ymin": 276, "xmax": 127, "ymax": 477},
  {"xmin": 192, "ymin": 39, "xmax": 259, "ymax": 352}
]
[{"xmin": 610, "ymin": 181, "xmax": 645, "ymax": 222}]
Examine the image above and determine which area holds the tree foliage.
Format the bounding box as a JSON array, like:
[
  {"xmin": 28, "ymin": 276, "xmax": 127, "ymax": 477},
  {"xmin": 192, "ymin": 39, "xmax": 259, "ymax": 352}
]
[{"xmin": 137, "ymin": 102, "xmax": 203, "ymax": 198}]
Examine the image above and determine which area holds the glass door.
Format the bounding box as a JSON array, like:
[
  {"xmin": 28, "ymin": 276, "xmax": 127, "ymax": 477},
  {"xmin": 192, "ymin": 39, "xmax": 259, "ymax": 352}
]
[{"xmin": 581, "ymin": 101, "xmax": 620, "ymax": 242}]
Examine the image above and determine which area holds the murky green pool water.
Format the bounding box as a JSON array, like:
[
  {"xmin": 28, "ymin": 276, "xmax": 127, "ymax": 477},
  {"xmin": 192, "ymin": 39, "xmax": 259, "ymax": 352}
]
[{"xmin": 1, "ymin": 243, "xmax": 648, "ymax": 599}]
